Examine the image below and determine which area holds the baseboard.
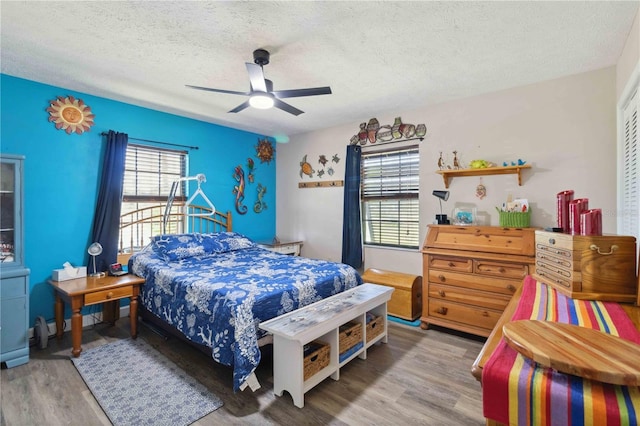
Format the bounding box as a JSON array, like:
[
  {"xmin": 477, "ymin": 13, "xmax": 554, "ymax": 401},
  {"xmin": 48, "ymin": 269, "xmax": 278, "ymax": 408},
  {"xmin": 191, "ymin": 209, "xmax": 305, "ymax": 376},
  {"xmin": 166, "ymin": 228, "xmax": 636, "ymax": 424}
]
[{"xmin": 29, "ymin": 305, "xmax": 131, "ymax": 339}]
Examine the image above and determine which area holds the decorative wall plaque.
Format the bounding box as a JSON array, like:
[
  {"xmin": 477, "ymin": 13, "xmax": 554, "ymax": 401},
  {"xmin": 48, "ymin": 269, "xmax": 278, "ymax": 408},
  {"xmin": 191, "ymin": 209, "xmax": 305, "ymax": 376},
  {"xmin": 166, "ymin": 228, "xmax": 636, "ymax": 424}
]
[{"xmin": 46, "ymin": 96, "xmax": 95, "ymax": 134}]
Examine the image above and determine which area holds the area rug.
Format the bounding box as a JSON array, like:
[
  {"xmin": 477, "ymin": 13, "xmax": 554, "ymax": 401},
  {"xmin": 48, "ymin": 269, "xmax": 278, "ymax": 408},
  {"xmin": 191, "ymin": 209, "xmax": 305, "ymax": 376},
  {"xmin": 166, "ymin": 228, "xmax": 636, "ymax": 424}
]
[{"xmin": 72, "ymin": 338, "xmax": 223, "ymax": 426}]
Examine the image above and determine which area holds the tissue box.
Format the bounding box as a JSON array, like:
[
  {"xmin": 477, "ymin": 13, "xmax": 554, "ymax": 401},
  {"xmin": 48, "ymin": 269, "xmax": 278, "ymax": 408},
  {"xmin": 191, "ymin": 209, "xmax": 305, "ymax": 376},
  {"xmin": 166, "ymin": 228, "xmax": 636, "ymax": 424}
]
[{"xmin": 52, "ymin": 266, "xmax": 87, "ymax": 282}]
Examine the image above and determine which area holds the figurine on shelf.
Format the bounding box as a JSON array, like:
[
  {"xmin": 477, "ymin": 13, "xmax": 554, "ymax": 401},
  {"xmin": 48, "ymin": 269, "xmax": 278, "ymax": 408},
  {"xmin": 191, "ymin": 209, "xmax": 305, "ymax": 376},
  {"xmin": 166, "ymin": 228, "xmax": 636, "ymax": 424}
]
[
  {"xmin": 453, "ymin": 151, "xmax": 460, "ymax": 170},
  {"xmin": 437, "ymin": 152, "xmax": 445, "ymax": 170}
]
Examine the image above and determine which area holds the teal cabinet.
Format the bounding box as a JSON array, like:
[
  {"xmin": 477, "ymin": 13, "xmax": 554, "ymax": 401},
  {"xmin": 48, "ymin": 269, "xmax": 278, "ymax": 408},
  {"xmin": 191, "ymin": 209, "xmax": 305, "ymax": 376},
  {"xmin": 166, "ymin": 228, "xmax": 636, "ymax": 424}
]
[{"xmin": 0, "ymin": 154, "xmax": 30, "ymax": 368}]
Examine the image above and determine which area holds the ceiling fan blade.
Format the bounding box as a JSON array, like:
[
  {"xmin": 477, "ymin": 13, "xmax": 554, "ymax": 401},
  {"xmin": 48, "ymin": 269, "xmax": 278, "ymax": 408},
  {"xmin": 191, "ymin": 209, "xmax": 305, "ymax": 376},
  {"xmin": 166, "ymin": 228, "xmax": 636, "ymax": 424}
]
[
  {"xmin": 245, "ymin": 63, "xmax": 267, "ymax": 92},
  {"xmin": 272, "ymin": 86, "xmax": 332, "ymax": 99},
  {"xmin": 229, "ymin": 100, "xmax": 251, "ymax": 113},
  {"xmin": 273, "ymin": 98, "xmax": 304, "ymax": 116},
  {"xmin": 186, "ymin": 85, "xmax": 249, "ymax": 96}
]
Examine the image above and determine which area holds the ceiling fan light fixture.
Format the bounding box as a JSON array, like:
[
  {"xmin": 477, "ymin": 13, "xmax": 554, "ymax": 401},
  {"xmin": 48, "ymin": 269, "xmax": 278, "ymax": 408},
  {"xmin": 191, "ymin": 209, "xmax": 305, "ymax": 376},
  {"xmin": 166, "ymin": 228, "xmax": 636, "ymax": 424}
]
[{"xmin": 249, "ymin": 93, "xmax": 274, "ymax": 109}]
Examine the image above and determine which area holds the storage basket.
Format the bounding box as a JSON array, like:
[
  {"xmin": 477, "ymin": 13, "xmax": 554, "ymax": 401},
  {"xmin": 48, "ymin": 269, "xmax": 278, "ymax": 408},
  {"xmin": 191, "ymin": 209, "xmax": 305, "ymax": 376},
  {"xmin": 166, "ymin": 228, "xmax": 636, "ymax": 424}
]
[
  {"xmin": 498, "ymin": 210, "xmax": 531, "ymax": 228},
  {"xmin": 303, "ymin": 341, "xmax": 330, "ymax": 381},
  {"xmin": 366, "ymin": 314, "xmax": 384, "ymax": 342},
  {"xmin": 339, "ymin": 322, "xmax": 362, "ymax": 354}
]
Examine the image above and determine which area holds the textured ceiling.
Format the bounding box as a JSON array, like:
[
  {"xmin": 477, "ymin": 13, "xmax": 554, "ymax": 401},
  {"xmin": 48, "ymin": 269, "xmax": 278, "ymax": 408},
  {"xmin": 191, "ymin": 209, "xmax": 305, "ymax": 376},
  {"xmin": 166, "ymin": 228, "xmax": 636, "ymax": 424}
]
[{"xmin": 1, "ymin": 1, "xmax": 637, "ymax": 139}]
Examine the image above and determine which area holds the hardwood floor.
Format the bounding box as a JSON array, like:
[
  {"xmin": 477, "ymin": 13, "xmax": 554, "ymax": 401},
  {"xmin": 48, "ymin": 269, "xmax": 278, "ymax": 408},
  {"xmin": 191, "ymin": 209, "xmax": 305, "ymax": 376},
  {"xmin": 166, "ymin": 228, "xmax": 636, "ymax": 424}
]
[{"xmin": 1, "ymin": 317, "xmax": 486, "ymax": 425}]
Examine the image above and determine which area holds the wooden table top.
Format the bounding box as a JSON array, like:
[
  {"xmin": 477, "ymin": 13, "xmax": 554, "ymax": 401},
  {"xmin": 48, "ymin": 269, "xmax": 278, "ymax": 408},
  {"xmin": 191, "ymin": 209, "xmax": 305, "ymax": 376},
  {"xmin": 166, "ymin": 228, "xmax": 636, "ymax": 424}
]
[
  {"xmin": 503, "ymin": 320, "xmax": 640, "ymax": 386},
  {"xmin": 48, "ymin": 274, "xmax": 145, "ymax": 296}
]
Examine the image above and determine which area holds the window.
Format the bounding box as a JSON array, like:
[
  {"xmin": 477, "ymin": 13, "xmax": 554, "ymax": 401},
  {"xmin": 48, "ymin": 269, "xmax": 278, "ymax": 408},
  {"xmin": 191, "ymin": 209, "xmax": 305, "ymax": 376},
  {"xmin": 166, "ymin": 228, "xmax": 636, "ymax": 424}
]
[
  {"xmin": 361, "ymin": 146, "xmax": 420, "ymax": 248},
  {"xmin": 620, "ymin": 89, "xmax": 638, "ymax": 241},
  {"xmin": 119, "ymin": 144, "xmax": 187, "ymax": 252}
]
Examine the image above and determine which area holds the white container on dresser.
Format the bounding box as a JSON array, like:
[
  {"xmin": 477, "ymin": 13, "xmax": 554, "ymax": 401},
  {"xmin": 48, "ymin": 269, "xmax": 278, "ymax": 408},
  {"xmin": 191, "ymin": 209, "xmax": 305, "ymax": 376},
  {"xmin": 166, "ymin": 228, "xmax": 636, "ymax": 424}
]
[
  {"xmin": 421, "ymin": 225, "xmax": 536, "ymax": 337},
  {"xmin": 0, "ymin": 154, "xmax": 30, "ymax": 368}
]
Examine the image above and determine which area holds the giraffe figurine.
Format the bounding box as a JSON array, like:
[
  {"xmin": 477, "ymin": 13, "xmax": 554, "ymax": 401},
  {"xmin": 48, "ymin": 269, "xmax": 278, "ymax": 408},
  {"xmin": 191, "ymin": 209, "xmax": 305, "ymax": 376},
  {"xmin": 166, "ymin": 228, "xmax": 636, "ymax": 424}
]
[
  {"xmin": 453, "ymin": 150, "xmax": 460, "ymax": 170},
  {"xmin": 437, "ymin": 152, "xmax": 445, "ymax": 170}
]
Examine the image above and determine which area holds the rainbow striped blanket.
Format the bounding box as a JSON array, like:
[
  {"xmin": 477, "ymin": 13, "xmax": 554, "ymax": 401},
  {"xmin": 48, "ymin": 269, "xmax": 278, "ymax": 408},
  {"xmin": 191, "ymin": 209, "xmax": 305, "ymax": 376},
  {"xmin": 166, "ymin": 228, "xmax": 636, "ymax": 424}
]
[{"xmin": 482, "ymin": 276, "xmax": 640, "ymax": 426}]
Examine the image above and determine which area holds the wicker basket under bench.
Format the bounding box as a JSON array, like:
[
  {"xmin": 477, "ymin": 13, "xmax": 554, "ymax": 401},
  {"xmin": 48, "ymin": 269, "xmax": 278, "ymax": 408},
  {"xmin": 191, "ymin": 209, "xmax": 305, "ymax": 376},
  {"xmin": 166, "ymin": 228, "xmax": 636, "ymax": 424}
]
[{"xmin": 259, "ymin": 283, "xmax": 393, "ymax": 408}]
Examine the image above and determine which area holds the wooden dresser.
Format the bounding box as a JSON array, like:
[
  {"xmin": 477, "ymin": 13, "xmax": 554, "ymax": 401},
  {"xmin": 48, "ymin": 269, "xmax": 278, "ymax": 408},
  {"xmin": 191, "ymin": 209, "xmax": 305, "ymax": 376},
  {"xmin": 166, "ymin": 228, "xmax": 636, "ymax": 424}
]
[{"xmin": 421, "ymin": 225, "xmax": 536, "ymax": 337}]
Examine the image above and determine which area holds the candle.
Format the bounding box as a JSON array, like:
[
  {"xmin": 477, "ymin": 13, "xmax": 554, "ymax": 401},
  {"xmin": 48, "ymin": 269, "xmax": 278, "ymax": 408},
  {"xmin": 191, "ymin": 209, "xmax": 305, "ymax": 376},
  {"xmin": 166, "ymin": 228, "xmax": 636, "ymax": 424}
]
[
  {"xmin": 557, "ymin": 190, "xmax": 574, "ymax": 233},
  {"xmin": 569, "ymin": 198, "xmax": 589, "ymax": 235},
  {"xmin": 580, "ymin": 209, "xmax": 602, "ymax": 236}
]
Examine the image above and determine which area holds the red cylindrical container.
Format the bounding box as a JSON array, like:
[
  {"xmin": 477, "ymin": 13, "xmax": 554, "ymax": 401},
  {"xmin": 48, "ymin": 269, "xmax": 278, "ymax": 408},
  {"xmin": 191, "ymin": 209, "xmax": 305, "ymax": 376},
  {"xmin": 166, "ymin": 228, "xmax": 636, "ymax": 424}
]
[
  {"xmin": 568, "ymin": 198, "xmax": 589, "ymax": 235},
  {"xmin": 557, "ymin": 190, "xmax": 574, "ymax": 233},
  {"xmin": 580, "ymin": 208, "xmax": 602, "ymax": 236}
]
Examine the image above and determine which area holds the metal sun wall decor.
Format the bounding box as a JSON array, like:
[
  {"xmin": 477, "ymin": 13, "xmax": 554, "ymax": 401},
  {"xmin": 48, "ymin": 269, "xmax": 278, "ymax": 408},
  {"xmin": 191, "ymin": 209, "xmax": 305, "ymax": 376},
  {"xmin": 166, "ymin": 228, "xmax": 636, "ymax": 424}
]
[
  {"xmin": 349, "ymin": 117, "xmax": 426, "ymax": 146},
  {"xmin": 255, "ymin": 138, "xmax": 275, "ymax": 164},
  {"xmin": 46, "ymin": 95, "xmax": 95, "ymax": 134}
]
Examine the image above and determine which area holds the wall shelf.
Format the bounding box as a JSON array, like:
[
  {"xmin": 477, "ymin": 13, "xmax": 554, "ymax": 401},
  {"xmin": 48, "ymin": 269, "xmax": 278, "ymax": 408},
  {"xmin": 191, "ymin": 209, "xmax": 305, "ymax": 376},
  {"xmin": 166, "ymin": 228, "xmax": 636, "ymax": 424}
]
[{"xmin": 436, "ymin": 164, "xmax": 531, "ymax": 188}]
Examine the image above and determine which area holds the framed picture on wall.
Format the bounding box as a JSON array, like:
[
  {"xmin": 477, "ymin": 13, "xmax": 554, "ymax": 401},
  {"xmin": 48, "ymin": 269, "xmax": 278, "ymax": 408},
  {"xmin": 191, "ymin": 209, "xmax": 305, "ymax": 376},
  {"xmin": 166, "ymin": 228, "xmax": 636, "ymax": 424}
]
[{"xmin": 453, "ymin": 208, "xmax": 476, "ymax": 226}]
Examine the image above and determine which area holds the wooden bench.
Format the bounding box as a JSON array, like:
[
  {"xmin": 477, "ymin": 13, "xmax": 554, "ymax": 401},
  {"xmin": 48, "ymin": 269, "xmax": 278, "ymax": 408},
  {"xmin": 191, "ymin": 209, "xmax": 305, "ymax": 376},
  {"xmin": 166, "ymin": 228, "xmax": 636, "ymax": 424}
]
[{"xmin": 259, "ymin": 283, "xmax": 393, "ymax": 408}]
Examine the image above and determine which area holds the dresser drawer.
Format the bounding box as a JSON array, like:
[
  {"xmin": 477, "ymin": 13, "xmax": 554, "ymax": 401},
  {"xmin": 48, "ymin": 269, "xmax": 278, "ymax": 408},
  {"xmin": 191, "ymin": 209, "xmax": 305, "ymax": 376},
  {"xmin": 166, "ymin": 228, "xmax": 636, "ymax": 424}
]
[
  {"xmin": 473, "ymin": 260, "xmax": 529, "ymax": 280},
  {"xmin": 535, "ymin": 250, "xmax": 572, "ymax": 269},
  {"xmin": 427, "ymin": 255, "xmax": 472, "ymax": 273},
  {"xmin": 534, "ymin": 267, "xmax": 573, "ymax": 290},
  {"xmin": 536, "ymin": 233, "xmax": 574, "ymax": 252},
  {"xmin": 428, "ymin": 284, "xmax": 510, "ymax": 311},
  {"xmin": 427, "ymin": 299, "xmax": 502, "ymax": 331},
  {"xmin": 84, "ymin": 286, "xmax": 133, "ymax": 305},
  {"xmin": 428, "ymin": 270, "xmax": 520, "ymax": 295},
  {"xmin": 536, "ymin": 243, "xmax": 573, "ymax": 260},
  {"xmin": 0, "ymin": 276, "xmax": 27, "ymax": 298}
]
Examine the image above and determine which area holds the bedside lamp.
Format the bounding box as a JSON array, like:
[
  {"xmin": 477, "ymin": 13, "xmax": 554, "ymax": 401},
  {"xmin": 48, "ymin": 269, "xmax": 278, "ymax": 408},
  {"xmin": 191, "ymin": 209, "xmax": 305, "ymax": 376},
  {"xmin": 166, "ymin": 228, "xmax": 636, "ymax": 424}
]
[{"xmin": 432, "ymin": 190, "xmax": 450, "ymax": 224}]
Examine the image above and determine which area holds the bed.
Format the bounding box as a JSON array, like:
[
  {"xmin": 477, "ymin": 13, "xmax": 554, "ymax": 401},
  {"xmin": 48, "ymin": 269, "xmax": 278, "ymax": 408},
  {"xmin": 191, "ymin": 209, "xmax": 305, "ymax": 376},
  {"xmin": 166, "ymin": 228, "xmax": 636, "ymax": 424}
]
[{"xmin": 123, "ymin": 205, "xmax": 362, "ymax": 391}]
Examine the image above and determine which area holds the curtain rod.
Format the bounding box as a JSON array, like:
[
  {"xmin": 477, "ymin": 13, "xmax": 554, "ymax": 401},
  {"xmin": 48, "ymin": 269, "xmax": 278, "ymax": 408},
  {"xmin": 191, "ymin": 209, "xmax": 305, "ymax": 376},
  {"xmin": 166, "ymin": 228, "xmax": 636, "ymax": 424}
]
[{"xmin": 100, "ymin": 132, "xmax": 199, "ymax": 150}]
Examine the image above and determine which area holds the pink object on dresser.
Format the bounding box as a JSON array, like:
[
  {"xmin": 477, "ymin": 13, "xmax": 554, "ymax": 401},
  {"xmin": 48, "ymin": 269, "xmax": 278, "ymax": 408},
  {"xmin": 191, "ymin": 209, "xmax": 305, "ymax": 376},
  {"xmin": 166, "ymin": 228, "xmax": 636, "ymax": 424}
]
[
  {"xmin": 580, "ymin": 208, "xmax": 602, "ymax": 236},
  {"xmin": 556, "ymin": 190, "xmax": 574, "ymax": 233},
  {"xmin": 568, "ymin": 198, "xmax": 588, "ymax": 234}
]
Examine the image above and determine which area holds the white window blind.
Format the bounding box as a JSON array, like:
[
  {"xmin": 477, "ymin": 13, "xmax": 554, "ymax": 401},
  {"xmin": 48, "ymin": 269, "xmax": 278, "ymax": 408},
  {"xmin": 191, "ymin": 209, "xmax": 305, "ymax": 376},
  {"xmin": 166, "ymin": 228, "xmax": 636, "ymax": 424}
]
[
  {"xmin": 621, "ymin": 89, "xmax": 639, "ymax": 241},
  {"xmin": 122, "ymin": 144, "xmax": 187, "ymax": 203},
  {"xmin": 361, "ymin": 146, "xmax": 420, "ymax": 248},
  {"xmin": 119, "ymin": 144, "xmax": 187, "ymax": 252}
]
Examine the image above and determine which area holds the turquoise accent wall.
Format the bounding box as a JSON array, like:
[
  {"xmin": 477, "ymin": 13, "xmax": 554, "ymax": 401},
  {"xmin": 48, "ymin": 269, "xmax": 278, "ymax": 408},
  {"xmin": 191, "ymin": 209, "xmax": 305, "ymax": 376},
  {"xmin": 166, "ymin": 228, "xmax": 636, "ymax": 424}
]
[{"xmin": 1, "ymin": 74, "xmax": 276, "ymax": 327}]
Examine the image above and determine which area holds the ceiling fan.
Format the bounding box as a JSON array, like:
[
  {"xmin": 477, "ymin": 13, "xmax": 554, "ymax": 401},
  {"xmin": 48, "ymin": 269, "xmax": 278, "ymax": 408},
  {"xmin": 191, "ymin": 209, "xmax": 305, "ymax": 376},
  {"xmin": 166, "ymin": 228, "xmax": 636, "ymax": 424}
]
[{"xmin": 186, "ymin": 49, "xmax": 332, "ymax": 116}]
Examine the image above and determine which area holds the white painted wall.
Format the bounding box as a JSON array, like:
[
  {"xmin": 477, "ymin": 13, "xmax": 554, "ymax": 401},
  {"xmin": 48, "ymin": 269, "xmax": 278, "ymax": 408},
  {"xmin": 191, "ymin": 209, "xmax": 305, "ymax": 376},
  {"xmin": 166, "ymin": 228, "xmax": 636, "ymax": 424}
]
[
  {"xmin": 616, "ymin": 9, "xmax": 639, "ymax": 101},
  {"xmin": 276, "ymin": 67, "xmax": 617, "ymax": 276}
]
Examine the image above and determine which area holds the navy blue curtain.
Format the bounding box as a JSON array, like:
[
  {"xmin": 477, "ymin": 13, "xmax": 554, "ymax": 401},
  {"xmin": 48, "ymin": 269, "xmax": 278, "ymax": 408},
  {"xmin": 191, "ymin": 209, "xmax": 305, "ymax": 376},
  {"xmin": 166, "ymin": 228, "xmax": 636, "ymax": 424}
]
[
  {"xmin": 90, "ymin": 130, "xmax": 128, "ymax": 272},
  {"xmin": 341, "ymin": 145, "xmax": 362, "ymax": 269}
]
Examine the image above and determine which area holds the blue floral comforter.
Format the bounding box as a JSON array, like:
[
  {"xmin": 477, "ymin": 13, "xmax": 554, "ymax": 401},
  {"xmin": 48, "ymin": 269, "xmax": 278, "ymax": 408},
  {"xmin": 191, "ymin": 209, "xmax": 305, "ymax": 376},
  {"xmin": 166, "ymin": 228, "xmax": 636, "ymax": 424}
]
[{"xmin": 129, "ymin": 232, "xmax": 362, "ymax": 391}]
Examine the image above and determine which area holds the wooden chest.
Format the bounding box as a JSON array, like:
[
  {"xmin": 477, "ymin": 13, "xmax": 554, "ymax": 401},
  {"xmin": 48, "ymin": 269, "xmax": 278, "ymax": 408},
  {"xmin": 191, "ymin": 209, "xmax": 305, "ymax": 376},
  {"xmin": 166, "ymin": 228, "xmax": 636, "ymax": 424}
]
[
  {"xmin": 421, "ymin": 225, "xmax": 536, "ymax": 337},
  {"xmin": 533, "ymin": 230, "xmax": 637, "ymax": 302},
  {"xmin": 360, "ymin": 268, "xmax": 422, "ymax": 321}
]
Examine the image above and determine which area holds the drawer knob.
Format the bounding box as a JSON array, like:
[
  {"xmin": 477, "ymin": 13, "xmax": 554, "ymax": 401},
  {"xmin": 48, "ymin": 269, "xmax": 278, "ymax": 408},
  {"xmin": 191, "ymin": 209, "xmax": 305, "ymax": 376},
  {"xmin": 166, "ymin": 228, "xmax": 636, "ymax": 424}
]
[
  {"xmin": 447, "ymin": 262, "xmax": 455, "ymax": 267},
  {"xmin": 548, "ymin": 238, "xmax": 556, "ymax": 245},
  {"xmin": 498, "ymin": 267, "xmax": 506, "ymax": 273},
  {"xmin": 438, "ymin": 290, "xmax": 446, "ymax": 297},
  {"xmin": 436, "ymin": 307, "xmax": 448, "ymax": 315},
  {"xmin": 507, "ymin": 284, "xmax": 516, "ymax": 292},
  {"xmin": 482, "ymin": 311, "xmax": 489, "ymax": 317},
  {"xmin": 438, "ymin": 274, "xmax": 446, "ymax": 282},
  {"xmin": 106, "ymin": 291, "xmax": 113, "ymax": 299},
  {"xmin": 589, "ymin": 244, "xmax": 618, "ymax": 256}
]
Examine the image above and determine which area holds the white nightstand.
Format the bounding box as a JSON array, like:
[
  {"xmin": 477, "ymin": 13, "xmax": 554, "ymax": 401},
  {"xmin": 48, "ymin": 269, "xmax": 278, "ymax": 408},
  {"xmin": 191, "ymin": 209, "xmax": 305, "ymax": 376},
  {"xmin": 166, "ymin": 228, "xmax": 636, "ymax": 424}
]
[{"xmin": 258, "ymin": 240, "xmax": 303, "ymax": 256}]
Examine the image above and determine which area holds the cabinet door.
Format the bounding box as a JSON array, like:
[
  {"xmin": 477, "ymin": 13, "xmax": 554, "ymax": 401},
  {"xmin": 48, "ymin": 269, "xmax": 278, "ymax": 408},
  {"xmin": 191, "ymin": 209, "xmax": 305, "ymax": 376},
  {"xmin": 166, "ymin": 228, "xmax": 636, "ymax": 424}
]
[
  {"xmin": 0, "ymin": 156, "xmax": 24, "ymax": 268},
  {"xmin": 0, "ymin": 276, "xmax": 28, "ymax": 353}
]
